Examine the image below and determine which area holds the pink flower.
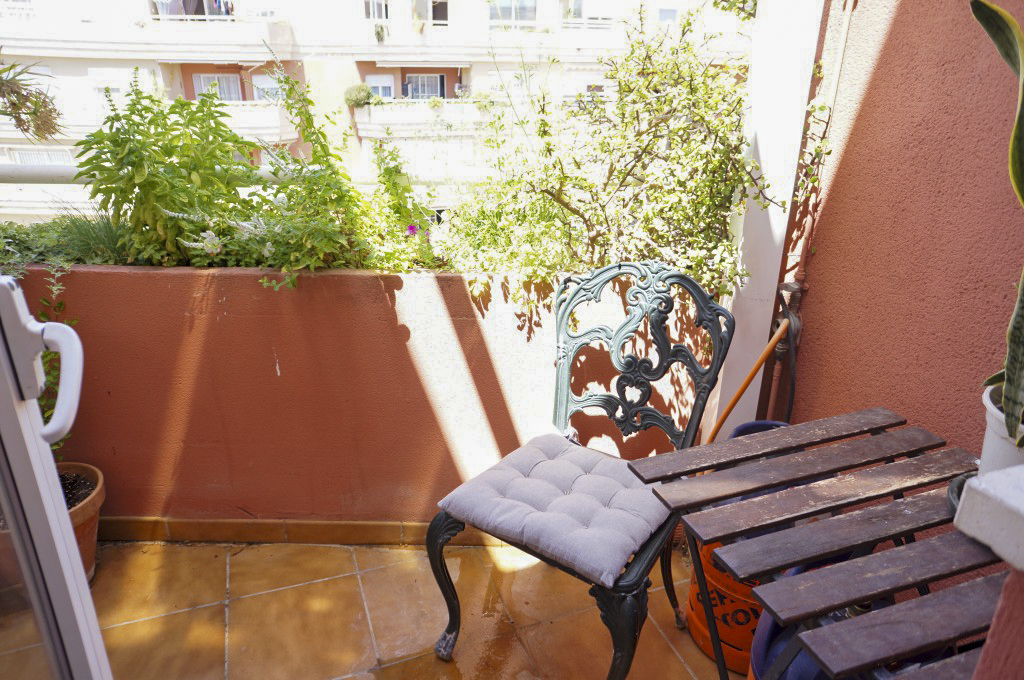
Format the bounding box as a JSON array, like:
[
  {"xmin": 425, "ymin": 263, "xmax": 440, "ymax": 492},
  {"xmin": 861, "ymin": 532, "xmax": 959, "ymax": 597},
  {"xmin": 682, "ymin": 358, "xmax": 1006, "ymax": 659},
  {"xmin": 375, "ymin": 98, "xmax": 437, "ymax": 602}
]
[{"xmin": 407, "ymin": 224, "xmax": 419, "ymax": 236}]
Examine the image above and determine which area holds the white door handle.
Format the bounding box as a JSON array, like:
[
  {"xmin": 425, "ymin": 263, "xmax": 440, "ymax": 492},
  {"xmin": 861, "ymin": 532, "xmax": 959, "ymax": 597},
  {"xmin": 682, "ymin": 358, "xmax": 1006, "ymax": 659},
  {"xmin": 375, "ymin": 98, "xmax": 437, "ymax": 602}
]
[{"xmin": 39, "ymin": 322, "xmax": 83, "ymax": 444}]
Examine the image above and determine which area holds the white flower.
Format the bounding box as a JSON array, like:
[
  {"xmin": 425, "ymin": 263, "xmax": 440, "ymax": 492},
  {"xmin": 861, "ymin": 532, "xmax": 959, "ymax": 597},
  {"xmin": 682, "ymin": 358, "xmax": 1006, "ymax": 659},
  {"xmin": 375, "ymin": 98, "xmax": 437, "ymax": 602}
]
[{"xmin": 262, "ymin": 242, "xmax": 275, "ymax": 258}]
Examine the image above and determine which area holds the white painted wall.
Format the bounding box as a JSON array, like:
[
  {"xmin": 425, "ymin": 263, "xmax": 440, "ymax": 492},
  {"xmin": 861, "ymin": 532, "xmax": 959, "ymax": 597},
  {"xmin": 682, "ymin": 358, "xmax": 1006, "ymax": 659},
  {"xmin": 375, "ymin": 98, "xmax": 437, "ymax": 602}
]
[{"xmin": 705, "ymin": 0, "xmax": 826, "ymax": 439}]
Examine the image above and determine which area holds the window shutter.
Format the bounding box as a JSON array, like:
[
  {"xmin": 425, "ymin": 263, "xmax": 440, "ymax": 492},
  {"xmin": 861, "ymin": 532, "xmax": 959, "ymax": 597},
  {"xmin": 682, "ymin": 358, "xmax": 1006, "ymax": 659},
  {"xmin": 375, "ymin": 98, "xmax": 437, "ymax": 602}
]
[
  {"xmin": 438, "ymin": 74, "xmax": 446, "ymax": 98},
  {"xmin": 401, "ymin": 82, "xmax": 409, "ymax": 98}
]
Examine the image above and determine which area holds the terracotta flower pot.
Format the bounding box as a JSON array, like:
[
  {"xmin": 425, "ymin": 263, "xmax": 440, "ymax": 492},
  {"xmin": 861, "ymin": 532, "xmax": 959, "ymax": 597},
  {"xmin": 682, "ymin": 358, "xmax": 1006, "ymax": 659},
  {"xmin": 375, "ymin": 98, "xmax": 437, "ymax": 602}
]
[{"xmin": 56, "ymin": 461, "xmax": 105, "ymax": 582}]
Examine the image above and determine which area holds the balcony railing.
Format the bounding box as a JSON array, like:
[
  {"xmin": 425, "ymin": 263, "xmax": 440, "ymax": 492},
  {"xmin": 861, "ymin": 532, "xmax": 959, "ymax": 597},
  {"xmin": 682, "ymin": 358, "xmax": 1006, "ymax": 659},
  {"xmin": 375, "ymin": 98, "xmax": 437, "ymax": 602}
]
[
  {"xmin": 151, "ymin": 0, "xmax": 276, "ymax": 21},
  {"xmin": 222, "ymin": 101, "xmax": 296, "ymax": 143},
  {"xmin": 353, "ymin": 100, "xmax": 486, "ymax": 137}
]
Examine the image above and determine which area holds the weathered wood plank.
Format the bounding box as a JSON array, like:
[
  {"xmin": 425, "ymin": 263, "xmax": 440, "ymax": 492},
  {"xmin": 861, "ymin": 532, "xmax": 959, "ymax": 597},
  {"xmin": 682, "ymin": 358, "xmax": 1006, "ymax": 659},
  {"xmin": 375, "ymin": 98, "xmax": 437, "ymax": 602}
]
[
  {"xmin": 714, "ymin": 488, "xmax": 954, "ymax": 581},
  {"xmin": 893, "ymin": 647, "xmax": 983, "ymax": 680},
  {"xmin": 657, "ymin": 427, "xmax": 944, "ymax": 511},
  {"xmin": 754, "ymin": 531, "xmax": 999, "ymax": 626},
  {"xmin": 629, "ymin": 407, "xmax": 905, "ymax": 482},
  {"xmin": 681, "ymin": 447, "xmax": 978, "ymax": 543},
  {"xmin": 799, "ymin": 571, "xmax": 1006, "ymax": 678}
]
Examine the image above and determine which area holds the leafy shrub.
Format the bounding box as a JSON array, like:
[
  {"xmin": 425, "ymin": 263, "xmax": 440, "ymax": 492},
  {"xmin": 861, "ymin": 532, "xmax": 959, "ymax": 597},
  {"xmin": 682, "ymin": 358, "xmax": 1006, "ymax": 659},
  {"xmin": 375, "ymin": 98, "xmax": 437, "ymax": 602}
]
[
  {"xmin": 437, "ymin": 9, "xmax": 773, "ymax": 303},
  {"xmin": 344, "ymin": 83, "xmax": 374, "ymax": 108},
  {"xmin": 75, "ymin": 75, "xmax": 258, "ymax": 265},
  {"xmin": 363, "ymin": 137, "xmax": 441, "ymax": 270}
]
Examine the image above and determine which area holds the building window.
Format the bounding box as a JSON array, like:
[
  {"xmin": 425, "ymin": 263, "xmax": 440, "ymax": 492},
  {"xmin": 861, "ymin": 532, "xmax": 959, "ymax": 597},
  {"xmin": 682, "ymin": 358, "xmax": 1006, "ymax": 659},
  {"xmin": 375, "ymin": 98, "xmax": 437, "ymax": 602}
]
[
  {"xmin": 192, "ymin": 73, "xmax": 243, "ymax": 101},
  {"xmin": 658, "ymin": 8, "xmax": 677, "ymax": 22},
  {"xmin": 365, "ymin": 74, "xmax": 395, "ymax": 99},
  {"xmin": 250, "ymin": 74, "xmax": 281, "ymax": 101},
  {"xmin": 564, "ymin": 0, "xmax": 610, "ymax": 20},
  {"xmin": 405, "ymin": 74, "xmax": 444, "ymax": 100},
  {"xmin": 364, "ymin": 0, "xmax": 388, "ymax": 19},
  {"xmin": 430, "ymin": 0, "xmax": 448, "ymax": 25},
  {"xmin": 490, "ymin": 0, "xmax": 536, "ymax": 22}
]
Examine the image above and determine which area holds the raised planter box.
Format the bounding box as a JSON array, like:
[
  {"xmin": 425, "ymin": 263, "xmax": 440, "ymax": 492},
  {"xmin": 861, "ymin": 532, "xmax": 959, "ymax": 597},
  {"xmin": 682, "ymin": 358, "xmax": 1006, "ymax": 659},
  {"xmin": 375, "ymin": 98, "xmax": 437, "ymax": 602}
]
[{"xmin": 20, "ymin": 266, "xmax": 683, "ymax": 544}]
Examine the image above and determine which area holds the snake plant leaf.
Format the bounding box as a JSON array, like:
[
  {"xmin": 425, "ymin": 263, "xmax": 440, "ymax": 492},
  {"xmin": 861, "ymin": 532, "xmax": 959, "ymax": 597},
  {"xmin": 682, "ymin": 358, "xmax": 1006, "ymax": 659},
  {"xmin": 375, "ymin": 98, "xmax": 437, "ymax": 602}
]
[
  {"xmin": 983, "ymin": 368, "xmax": 1006, "ymax": 386},
  {"xmin": 972, "ymin": 0, "xmax": 1024, "ymax": 441}
]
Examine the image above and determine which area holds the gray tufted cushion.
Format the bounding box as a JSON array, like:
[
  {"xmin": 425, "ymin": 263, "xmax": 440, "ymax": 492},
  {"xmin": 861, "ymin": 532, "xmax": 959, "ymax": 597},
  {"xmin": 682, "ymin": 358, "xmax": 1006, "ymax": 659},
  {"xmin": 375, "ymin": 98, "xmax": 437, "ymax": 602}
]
[{"xmin": 438, "ymin": 434, "xmax": 671, "ymax": 588}]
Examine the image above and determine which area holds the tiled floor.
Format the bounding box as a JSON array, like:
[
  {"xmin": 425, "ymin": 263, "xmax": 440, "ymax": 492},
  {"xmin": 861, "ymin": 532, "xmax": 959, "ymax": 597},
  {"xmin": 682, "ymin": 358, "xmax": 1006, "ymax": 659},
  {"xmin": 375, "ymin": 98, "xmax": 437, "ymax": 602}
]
[{"xmin": 0, "ymin": 541, "xmax": 743, "ymax": 679}]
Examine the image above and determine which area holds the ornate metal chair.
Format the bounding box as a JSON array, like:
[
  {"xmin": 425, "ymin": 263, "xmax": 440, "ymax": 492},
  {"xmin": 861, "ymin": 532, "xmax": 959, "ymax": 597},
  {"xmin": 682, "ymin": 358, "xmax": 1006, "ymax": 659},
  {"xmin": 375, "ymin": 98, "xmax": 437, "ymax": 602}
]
[{"xmin": 427, "ymin": 261, "xmax": 735, "ymax": 680}]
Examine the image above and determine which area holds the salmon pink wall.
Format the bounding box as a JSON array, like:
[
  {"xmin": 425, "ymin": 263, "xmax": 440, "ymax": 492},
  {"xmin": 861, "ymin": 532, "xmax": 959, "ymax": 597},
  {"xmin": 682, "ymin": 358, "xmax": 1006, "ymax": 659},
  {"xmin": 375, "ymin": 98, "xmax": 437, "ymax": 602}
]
[
  {"xmin": 789, "ymin": 0, "xmax": 1024, "ymax": 455},
  {"xmin": 24, "ymin": 267, "xmax": 693, "ymax": 523}
]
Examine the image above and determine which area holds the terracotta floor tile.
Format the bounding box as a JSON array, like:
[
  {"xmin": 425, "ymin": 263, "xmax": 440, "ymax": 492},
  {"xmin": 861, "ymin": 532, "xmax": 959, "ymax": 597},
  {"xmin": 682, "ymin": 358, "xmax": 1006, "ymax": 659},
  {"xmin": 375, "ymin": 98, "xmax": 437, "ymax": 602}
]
[
  {"xmin": 360, "ymin": 548, "xmax": 514, "ymax": 664},
  {"xmin": 228, "ymin": 543, "xmax": 357, "ymax": 598},
  {"xmin": 0, "ymin": 645, "xmax": 52, "ymax": 679},
  {"xmin": 648, "ymin": 594, "xmax": 746, "ymax": 680},
  {"xmin": 90, "ymin": 543, "xmax": 227, "ymax": 628},
  {"xmin": 649, "ymin": 546, "xmax": 692, "ymax": 591},
  {"xmin": 518, "ymin": 605, "xmax": 691, "ymax": 679},
  {"xmin": 228, "ymin": 574, "xmax": 375, "ymax": 679},
  {"xmin": 0, "ymin": 593, "xmax": 43, "ymax": 655},
  {"xmin": 103, "ymin": 605, "xmax": 225, "ymax": 680},
  {"xmin": 352, "ymin": 546, "xmax": 424, "ymax": 572},
  {"xmin": 372, "ymin": 631, "xmax": 539, "ymax": 680},
  {"xmin": 484, "ymin": 549, "xmax": 597, "ymax": 628}
]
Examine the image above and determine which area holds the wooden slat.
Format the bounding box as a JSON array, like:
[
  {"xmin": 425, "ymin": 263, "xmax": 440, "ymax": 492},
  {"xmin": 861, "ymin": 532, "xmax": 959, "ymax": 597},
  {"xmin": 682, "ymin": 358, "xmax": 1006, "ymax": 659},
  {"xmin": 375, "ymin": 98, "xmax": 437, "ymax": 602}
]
[
  {"xmin": 657, "ymin": 426, "xmax": 943, "ymax": 511},
  {"xmin": 799, "ymin": 571, "xmax": 1006, "ymax": 678},
  {"xmin": 754, "ymin": 531, "xmax": 999, "ymax": 626},
  {"xmin": 893, "ymin": 647, "xmax": 983, "ymax": 680},
  {"xmin": 630, "ymin": 407, "xmax": 905, "ymax": 482},
  {"xmin": 715, "ymin": 488, "xmax": 954, "ymax": 581},
  {"xmin": 681, "ymin": 447, "xmax": 978, "ymax": 543}
]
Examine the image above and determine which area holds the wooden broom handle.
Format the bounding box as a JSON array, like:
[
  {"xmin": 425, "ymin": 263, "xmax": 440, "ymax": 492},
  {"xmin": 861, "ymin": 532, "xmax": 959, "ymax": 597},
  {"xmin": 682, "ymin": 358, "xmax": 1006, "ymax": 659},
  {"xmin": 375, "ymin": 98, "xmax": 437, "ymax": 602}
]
[{"xmin": 707, "ymin": 318, "xmax": 791, "ymax": 444}]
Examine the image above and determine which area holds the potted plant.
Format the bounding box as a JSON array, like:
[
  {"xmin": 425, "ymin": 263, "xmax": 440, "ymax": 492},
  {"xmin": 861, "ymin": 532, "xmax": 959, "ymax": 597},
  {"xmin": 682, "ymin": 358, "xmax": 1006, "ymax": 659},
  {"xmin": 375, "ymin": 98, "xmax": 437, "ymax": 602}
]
[
  {"xmin": 39, "ymin": 276, "xmax": 105, "ymax": 581},
  {"xmin": 972, "ymin": 0, "xmax": 1024, "ymax": 474}
]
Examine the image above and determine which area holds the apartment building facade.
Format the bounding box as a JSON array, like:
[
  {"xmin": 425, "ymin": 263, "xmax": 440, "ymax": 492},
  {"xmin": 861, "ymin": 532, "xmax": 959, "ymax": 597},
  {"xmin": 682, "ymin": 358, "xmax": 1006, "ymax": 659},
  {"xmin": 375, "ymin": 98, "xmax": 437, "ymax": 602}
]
[{"xmin": 0, "ymin": 0, "xmax": 725, "ymax": 222}]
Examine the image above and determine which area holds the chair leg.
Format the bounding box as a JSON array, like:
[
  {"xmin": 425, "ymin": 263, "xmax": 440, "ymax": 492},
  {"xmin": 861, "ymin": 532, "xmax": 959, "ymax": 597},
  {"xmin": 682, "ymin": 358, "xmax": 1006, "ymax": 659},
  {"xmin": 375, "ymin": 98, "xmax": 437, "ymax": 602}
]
[
  {"xmin": 427, "ymin": 510, "xmax": 465, "ymax": 661},
  {"xmin": 660, "ymin": 536, "xmax": 686, "ymax": 630},
  {"xmin": 591, "ymin": 579, "xmax": 650, "ymax": 680}
]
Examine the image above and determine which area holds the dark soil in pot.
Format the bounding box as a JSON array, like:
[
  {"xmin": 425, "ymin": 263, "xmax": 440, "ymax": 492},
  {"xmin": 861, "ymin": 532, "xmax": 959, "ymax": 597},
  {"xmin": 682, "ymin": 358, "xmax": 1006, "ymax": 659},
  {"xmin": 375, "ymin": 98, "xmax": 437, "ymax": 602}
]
[{"xmin": 0, "ymin": 472, "xmax": 95, "ymax": 531}]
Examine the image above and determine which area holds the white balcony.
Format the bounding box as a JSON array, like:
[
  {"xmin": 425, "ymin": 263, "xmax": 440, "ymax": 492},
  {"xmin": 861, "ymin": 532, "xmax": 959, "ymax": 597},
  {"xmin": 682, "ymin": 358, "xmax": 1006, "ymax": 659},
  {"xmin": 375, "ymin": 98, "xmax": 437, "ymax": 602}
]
[
  {"xmin": 352, "ymin": 100, "xmax": 485, "ymax": 139},
  {"xmin": 0, "ymin": 0, "xmax": 297, "ymax": 62},
  {"xmin": 223, "ymin": 101, "xmax": 297, "ymax": 144}
]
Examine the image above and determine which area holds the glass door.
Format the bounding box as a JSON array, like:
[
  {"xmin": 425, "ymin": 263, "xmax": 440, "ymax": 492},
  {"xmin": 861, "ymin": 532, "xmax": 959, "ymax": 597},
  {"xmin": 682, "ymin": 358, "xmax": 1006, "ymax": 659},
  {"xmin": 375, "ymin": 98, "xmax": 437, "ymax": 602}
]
[{"xmin": 0, "ymin": 277, "xmax": 111, "ymax": 679}]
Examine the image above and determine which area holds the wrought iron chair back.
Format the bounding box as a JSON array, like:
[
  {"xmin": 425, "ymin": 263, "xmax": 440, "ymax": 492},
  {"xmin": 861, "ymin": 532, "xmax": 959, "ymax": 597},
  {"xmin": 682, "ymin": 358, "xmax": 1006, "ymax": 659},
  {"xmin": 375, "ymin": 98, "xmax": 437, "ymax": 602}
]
[{"xmin": 552, "ymin": 261, "xmax": 734, "ymax": 450}]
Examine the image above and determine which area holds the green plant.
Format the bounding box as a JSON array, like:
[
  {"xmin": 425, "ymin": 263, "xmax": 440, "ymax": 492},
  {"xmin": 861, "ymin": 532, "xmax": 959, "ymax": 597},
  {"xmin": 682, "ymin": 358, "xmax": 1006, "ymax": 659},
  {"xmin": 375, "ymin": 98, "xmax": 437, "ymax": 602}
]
[
  {"xmin": 0, "ymin": 220, "xmax": 65, "ymax": 277},
  {"xmin": 345, "ymin": 83, "xmax": 374, "ymax": 108},
  {"xmin": 973, "ymin": 0, "xmax": 1024, "ymax": 444},
  {"xmin": 364, "ymin": 137, "xmax": 441, "ymax": 270},
  {"xmin": 74, "ymin": 73, "xmax": 258, "ymax": 265},
  {"xmin": 374, "ymin": 23, "xmax": 387, "ymax": 42},
  {"xmin": 0, "ymin": 54, "xmax": 61, "ymax": 140},
  {"xmin": 47, "ymin": 210, "xmax": 132, "ymax": 265},
  {"xmin": 36, "ymin": 267, "xmax": 76, "ymax": 455},
  {"xmin": 438, "ymin": 9, "xmax": 774, "ymax": 306},
  {"xmin": 427, "ymin": 96, "xmax": 444, "ymax": 111},
  {"xmin": 713, "ymin": 0, "xmax": 756, "ymax": 20}
]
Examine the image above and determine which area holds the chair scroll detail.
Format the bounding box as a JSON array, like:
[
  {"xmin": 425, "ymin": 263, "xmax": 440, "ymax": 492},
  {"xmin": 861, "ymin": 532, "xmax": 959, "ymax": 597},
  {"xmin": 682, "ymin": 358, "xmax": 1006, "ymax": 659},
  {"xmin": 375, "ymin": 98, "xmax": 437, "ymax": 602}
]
[
  {"xmin": 427, "ymin": 262, "xmax": 735, "ymax": 680},
  {"xmin": 552, "ymin": 261, "xmax": 734, "ymax": 450}
]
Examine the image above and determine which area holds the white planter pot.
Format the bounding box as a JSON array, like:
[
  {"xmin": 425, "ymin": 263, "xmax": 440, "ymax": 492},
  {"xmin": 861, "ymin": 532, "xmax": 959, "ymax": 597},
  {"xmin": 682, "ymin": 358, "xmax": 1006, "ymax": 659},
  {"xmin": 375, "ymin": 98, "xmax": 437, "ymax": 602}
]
[{"xmin": 980, "ymin": 385, "xmax": 1024, "ymax": 474}]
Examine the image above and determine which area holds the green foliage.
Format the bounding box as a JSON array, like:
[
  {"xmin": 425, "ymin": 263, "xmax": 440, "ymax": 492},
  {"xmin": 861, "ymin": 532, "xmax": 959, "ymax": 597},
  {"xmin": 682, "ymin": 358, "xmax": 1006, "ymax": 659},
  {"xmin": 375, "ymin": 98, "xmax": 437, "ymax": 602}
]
[
  {"xmin": 0, "ymin": 220, "xmax": 66, "ymax": 277},
  {"xmin": 47, "ymin": 210, "xmax": 133, "ymax": 265},
  {"xmin": 0, "ymin": 56, "xmax": 61, "ymax": 140},
  {"xmin": 973, "ymin": 0, "xmax": 1024, "ymax": 444},
  {"xmin": 345, "ymin": 83, "xmax": 374, "ymax": 108},
  {"xmin": 36, "ymin": 267, "xmax": 76, "ymax": 455},
  {"xmin": 363, "ymin": 137, "xmax": 441, "ymax": 270},
  {"xmin": 74, "ymin": 73, "xmax": 258, "ymax": 265},
  {"xmin": 438, "ymin": 9, "xmax": 774, "ymax": 304},
  {"xmin": 713, "ymin": 0, "xmax": 756, "ymax": 21}
]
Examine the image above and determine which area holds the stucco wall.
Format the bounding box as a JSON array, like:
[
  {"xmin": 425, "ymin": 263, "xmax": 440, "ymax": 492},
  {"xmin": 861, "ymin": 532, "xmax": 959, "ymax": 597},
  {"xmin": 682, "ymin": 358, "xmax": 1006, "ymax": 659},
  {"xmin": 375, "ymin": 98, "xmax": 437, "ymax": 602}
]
[
  {"xmin": 789, "ymin": 0, "xmax": 1024, "ymax": 455},
  {"xmin": 26, "ymin": 267, "xmax": 695, "ymax": 522}
]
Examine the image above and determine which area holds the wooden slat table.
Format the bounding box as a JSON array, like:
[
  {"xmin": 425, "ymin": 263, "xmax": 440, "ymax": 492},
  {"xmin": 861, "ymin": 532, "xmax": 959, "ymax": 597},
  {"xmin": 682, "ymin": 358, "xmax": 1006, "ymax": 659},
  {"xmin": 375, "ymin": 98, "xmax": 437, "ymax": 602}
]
[{"xmin": 628, "ymin": 408, "xmax": 999, "ymax": 680}]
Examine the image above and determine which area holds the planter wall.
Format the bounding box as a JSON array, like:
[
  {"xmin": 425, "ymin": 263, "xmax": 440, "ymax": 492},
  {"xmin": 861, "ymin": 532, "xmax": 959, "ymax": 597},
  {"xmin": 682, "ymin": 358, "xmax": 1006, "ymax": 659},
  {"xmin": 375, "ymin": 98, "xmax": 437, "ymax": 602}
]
[{"xmin": 22, "ymin": 266, "xmax": 685, "ymax": 529}]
